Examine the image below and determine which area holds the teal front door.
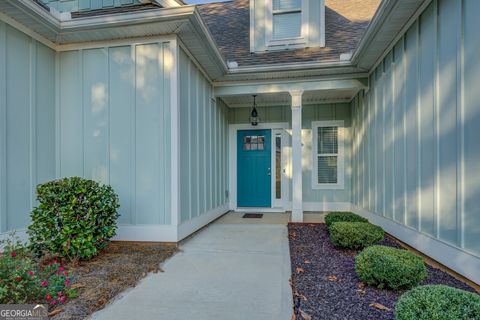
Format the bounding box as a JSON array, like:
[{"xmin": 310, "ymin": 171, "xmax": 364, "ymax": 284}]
[{"xmin": 237, "ymin": 129, "xmax": 272, "ymax": 207}]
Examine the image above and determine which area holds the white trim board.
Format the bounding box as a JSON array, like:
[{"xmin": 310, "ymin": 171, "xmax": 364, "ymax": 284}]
[
  {"xmin": 114, "ymin": 224, "xmax": 178, "ymax": 242},
  {"xmin": 228, "ymin": 123, "xmax": 290, "ymax": 212},
  {"xmin": 177, "ymin": 204, "xmax": 229, "ymax": 241},
  {"xmin": 351, "ymin": 204, "xmax": 480, "ymax": 285}
]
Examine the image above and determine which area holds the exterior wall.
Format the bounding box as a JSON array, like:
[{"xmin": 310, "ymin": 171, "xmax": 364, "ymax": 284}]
[
  {"xmin": 178, "ymin": 48, "xmax": 229, "ymax": 228},
  {"xmin": 39, "ymin": 0, "xmax": 141, "ymax": 12},
  {"xmin": 228, "ymin": 103, "xmax": 352, "ymax": 207},
  {"xmin": 351, "ymin": 0, "xmax": 480, "ymax": 283},
  {"xmin": 58, "ymin": 42, "xmax": 173, "ymax": 227},
  {"xmin": 0, "ymin": 22, "xmax": 56, "ymax": 233}
]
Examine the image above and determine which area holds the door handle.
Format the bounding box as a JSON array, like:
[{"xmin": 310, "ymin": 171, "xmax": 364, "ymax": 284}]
[{"xmin": 267, "ymin": 167, "xmax": 271, "ymax": 176}]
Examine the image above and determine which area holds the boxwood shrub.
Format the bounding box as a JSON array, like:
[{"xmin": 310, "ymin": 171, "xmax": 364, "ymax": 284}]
[
  {"xmin": 395, "ymin": 285, "xmax": 480, "ymax": 320},
  {"xmin": 329, "ymin": 222, "xmax": 383, "ymax": 249},
  {"xmin": 324, "ymin": 212, "xmax": 368, "ymax": 229},
  {"xmin": 355, "ymin": 245, "xmax": 427, "ymax": 289},
  {"xmin": 28, "ymin": 177, "xmax": 120, "ymax": 260}
]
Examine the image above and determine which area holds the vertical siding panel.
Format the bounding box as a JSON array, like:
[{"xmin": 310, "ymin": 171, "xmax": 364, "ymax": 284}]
[
  {"xmin": 463, "ymin": 0, "xmax": 480, "ymax": 253},
  {"xmin": 418, "ymin": 5, "xmax": 436, "ymax": 236},
  {"xmin": 189, "ymin": 65, "xmax": 198, "ymax": 218},
  {"xmin": 109, "ymin": 46, "xmax": 133, "ymax": 225},
  {"xmin": 83, "ymin": 49, "xmax": 109, "ymax": 184},
  {"xmin": 375, "ymin": 68, "xmax": 384, "ymax": 214},
  {"xmin": 5, "ymin": 26, "xmax": 31, "ymax": 229},
  {"xmin": 405, "ymin": 23, "xmax": 420, "ymax": 229},
  {"xmin": 35, "ymin": 44, "xmax": 56, "ymax": 185},
  {"xmin": 368, "ymin": 75, "xmax": 375, "ymax": 212},
  {"xmin": 59, "ymin": 51, "xmax": 83, "ymax": 177},
  {"xmin": 437, "ymin": 0, "xmax": 459, "ymax": 245},
  {"xmin": 179, "ymin": 50, "xmax": 190, "ymax": 222},
  {"xmin": 199, "ymin": 76, "xmax": 206, "ymax": 215},
  {"xmin": 135, "ymin": 43, "xmax": 162, "ymax": 224},
  {"xmin": 384, "ymin": 53, "xmax": 394, "ymax": 219},
  {"xmin": 393, "ymin": 40, "xmax": 406, "ymax": 224},
  {"xmin": 0, "ymin": 22, "xmax": 6, "ymax": 232},
  {"xmin": 162, "ymin": 42, "xmax": 171, "ymax": 225}
]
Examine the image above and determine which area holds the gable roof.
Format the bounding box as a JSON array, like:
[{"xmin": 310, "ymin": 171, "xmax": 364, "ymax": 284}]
[{"xmin": 198, "ymin": 0, "xmax": 381, "ymax": 68}]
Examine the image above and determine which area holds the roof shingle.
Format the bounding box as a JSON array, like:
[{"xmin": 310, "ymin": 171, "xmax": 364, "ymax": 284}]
[{"xmin": 198, "ymin": 0, "xmax": 381, "ymax": 67}]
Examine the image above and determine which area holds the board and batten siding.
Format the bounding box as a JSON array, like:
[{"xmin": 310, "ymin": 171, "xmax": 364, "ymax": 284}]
[
  {"xmin": 39, "ymin": 0, "xmax": 141, "ymax": 12},
  {"xmin": 58, "ymin": 42, "xmax": 172, "ymax": 226},
  {"xmin": 0, "ymin": 22, "xmax": 56, "ymax": 233},
  {"xmin": 228, "ymin": 103, "xmax": 352, "ymax": 207},
  {"xmin": 351, "ymin": 0, "xmax": 480, "ymax": 283},
  {"xmin": 178, "ymin": 48, "xmax": 229, "ymax": 225}
]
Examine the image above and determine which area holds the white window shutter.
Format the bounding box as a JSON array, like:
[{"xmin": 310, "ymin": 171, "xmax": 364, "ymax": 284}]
[{"xmin": 273, "ymin": 0, "xmax": 301, "ymax": 10}]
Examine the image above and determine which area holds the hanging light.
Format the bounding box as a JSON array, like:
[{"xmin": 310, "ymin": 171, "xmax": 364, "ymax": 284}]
[{"xmin": 249, "ymin": 95, "xmax": 259, "ymax": 126}]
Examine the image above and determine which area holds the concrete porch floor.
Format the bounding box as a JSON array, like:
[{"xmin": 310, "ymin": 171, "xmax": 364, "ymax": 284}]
[{"xmin": 92, "ymin": 212, "xmax": 323, "ymax": 320}]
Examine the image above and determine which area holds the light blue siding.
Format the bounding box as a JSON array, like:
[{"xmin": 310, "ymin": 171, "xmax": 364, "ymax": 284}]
[
  {"xmin": 58, "ymin": 42, "xmax": 172, "ymax": 226},
  {"xmin": 0, "ymin": 23, "xmax": 56, "ymax": 232},
  {"xmin": 40, "ymin": 0, "xmax": 140, "ymax": 12},
  {"xmin": 179, "ymin": 48, "xmax": 229, "ymax": 224},
  {"xmin": 352, "ymin": 0, "xmax": 480, "ymax": 257},
  {"xmin": 228, "ymin": 103, "xmax": 352, "ymax": 204}
]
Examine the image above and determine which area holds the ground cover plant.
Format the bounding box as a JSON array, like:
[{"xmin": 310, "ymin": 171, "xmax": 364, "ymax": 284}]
[
  {"xmin": 0, "ymin": 235, "xmax": 76, "ymax": 310},
  {"xmin": 355, "ymin": 245, "xmax": 427, "ymax": 289},
  {"xmin": 329, "ymin": 222, "xmax": 384, "ymax": 249},
  {"xmin": 324, "ymin": 212, "xmax": 368, "ymax": 229},
  {"xmin": 288, "ymin": 223, "xmax": 478, "ymax": 320},
  {"xmin": 395, "ymin": 285, "xmax": 480, "ymax": 320}
]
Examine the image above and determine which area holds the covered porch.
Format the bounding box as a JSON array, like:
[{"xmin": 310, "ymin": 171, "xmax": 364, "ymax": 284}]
[{"xmin": 214, "ymin": 78, "xmax": 367, "ymax": 222}]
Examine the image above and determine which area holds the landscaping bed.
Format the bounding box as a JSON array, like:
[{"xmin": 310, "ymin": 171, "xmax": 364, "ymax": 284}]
[
  {"xmin": 51, "ymin": 241, "xmax": 177, "ymax": 320},
  {"xmin": 288, "ymin": 223, "xmax": 478, "ymax": 320}
]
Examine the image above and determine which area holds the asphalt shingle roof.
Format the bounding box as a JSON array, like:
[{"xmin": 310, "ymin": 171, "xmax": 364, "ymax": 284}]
[{"xmin": 198, "ymin": 0, "xmax": 381, "ymax": 67}]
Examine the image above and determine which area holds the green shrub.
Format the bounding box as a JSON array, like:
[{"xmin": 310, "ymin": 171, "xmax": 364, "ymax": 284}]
[
  {"xmin": 28, "ymin": 177, "xmax": 120, "ymax": 260},
  {"xmin": 329, "ymin": 222, "xmax": 383, "ymax": 249},
  {"xmin": 324, "ymin": 212, "xmax": 368, "ymax": 229},
  {"xmin": 0, "ymin": 234, "xmax": 75, "ymax": 306},
  {"xmin": 395, "ymin": 285, "xmax": 480, "ymax": 320},
  {"xmin": 355, "ymin": 245, "xmax": 427, "ymax": 289}
]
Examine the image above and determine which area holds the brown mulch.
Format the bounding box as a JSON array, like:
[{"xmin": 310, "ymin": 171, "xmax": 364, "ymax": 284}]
[{"xmin": 51, "ymin": 242, "xmax": 178, "ymax": 320}]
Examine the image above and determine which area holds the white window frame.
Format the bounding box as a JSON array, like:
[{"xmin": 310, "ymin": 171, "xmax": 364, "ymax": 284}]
[
  {"xmin": 265, "ymin": 0, "xmax": 309, "ymax": 48},
  {"xmin": 311, "ymin": 120, "xmax": 345, "ymax": 190}
]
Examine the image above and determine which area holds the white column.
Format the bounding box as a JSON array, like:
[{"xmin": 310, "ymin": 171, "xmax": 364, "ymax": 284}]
[{"xmin": 290, "ymin": 90, "xmax": 303, "ymax": 222}]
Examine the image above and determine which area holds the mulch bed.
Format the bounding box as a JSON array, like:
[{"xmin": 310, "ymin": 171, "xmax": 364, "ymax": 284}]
[
  {"xmin": 288, "ymin": 223, "xmax": 478, "ymax": 320},
  {"xmin": 51, "ymin": 242, "xmax": 177, "ymax": 320}
]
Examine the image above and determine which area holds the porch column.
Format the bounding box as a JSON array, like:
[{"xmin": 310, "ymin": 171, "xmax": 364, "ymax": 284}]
[{"xmin": 290, "ymin": 90, "xmax": 303, "ymax": 222}]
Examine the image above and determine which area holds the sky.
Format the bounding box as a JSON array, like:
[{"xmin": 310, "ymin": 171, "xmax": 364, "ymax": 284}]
[{"xmin": 186, "ymin": 0, "xmax": 229, "ymax": 3}]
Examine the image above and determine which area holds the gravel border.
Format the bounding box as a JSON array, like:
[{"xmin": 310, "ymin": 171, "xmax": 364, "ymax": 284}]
[{"xmin": 288, "ymin": 223, "xmax": 477, "ymax": 320}]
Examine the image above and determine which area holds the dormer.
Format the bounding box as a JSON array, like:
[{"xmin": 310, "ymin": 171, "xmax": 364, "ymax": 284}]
[{"xmin": 250, "ymin": 0, "xmax": 325, "ymax": 52}]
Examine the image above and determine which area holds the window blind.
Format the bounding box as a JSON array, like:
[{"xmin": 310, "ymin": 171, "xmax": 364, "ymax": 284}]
[
  {"xmin": 317, "ymin": 127, "xmax": 338, "ymax": 184},
  {"xmin": 272, "ymin": 12, "xmax": 302, "ymax": 39},
  {"xmin": 273, "ymin": 0, "xmax": 301, "ymax": 10}
]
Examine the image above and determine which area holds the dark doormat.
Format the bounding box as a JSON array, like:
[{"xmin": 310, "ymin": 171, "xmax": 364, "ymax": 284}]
[{"xmin": 242, "ymin": 213, "xmax": 263, "ymax": 219}]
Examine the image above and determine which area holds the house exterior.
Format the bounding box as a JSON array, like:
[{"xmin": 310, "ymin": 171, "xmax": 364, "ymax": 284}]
[{"xmin": 0, "ymin": 0, "xmax": 479, "ymax": 283}]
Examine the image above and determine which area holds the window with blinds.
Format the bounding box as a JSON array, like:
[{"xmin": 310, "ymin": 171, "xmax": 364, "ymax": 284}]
[
  {"xmin": 272, "ymin": 0, "xmax": 302, "ymax": 40},
  {"xmin": 316, "ymin": 127, "xmax": 338, "ymax": 184},
  {"xmin": 312, "ymin": 121, "xmax": 344, "ymax": 189}
]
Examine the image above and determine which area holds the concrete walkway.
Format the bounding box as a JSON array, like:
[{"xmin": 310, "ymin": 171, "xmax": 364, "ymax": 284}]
[{"xmin": 92, "ymin": 214, "xmax": 294, "ymax": 320}]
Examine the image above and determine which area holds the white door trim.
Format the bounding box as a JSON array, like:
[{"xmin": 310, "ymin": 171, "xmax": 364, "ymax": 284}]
[{"xmin": 229, "ymin": 122, "xmax": 290, "ymax": 212}]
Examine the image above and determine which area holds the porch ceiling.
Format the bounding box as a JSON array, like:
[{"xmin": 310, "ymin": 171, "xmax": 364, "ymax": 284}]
[{"xmin": 220, "ymin": 88, "xmax": 359, "ymax": 108}]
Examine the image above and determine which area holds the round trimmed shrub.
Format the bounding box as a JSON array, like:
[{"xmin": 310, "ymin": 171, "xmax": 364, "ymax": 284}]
[
  {"xmin": 28, "ymin": 177, "xmax": 120, "ymax": 260},
  {"xmin": 329, "ymin": 222, "xmax": 383, "ymax": 249},
  {"xmin": 324, "ymin": 212, "xmax": 368, "ymax": 229},
  {"xmin": 395, "ymin": 285, "xmax": 480, "ymax": 320},
  {"xmin": 355, "ymin": 245, "xmax": 427, "ymax": 289}
]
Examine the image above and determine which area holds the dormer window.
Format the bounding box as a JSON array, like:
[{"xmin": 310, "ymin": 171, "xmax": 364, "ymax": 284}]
[
  {"xmin": 266, "ymin": 0, "xmax": 308, "ymax": 48},
  {"xmin": 250, "ymin": 0, "xmax": 325, "ymax": 53}
]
